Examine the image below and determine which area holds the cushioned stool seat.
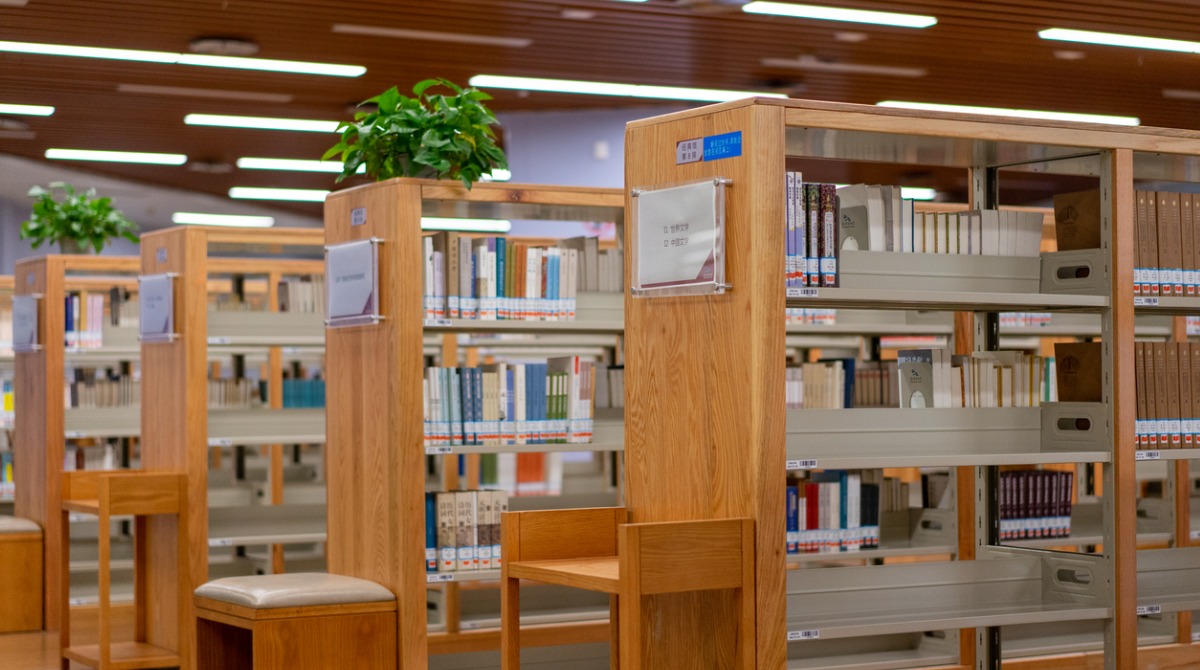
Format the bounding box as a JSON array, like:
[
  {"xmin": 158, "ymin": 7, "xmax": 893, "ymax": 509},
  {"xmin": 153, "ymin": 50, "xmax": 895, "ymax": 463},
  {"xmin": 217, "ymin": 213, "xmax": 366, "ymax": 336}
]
[
  {"xmin": 0, "ymin": 515, "xmax": 42, "ymax": 633},
  {"xmin": 194, "ymin": 573, "xmax": 397, "ymax": 670}
]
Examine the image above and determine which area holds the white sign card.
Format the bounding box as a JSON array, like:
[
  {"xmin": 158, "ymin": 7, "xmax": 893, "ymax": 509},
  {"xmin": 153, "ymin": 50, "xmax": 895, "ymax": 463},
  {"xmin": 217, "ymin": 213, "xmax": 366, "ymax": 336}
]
[
  {"xmin": 631, "ymin": 178, "xmax": 728, "ymax": 298},
  {"xmin": 12, "ymin": 295, "xmax": 40, "ymax": 353},
  {"xmin": 326, "ymin": 238, "xmax": 382, "ymax": 327},
  {"xmin": 139, "ymin": 273, "xmax": 176, "ymax": 343}
]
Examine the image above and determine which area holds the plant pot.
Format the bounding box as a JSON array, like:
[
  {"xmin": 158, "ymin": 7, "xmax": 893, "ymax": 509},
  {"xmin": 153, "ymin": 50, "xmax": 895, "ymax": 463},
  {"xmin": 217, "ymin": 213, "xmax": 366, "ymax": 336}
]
[{"xmin": 58, "ymin": 239, "xmax": 89, "ymax": 254}]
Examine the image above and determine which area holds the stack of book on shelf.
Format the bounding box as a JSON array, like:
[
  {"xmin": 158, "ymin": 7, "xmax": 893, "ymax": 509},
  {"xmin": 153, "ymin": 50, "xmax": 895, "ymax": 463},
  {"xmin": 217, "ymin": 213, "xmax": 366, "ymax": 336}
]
[
  {"xmin": 593, "ymin": 364, "xmax": 624, "ymax": 410},
  {"xmin": 426, "ymin": 489, "xmax": 509, "ymax": 575},
  {"xmin": 281, "ymin": 378, "xmax": 326, "ymax": 408},
  {"xmin": 423, "ymin": 356, "xmax": 596, "ymax": 448},
  {"xmin": 1000, "ymin": 470, "xmax": 1074, "ymax": 541},
  {"xmin": 421, "ymin": 233, "xmax": 622, "ymax": 322},
  {"xmin": 63, "ymin": 441, "xmax": 119, "ymax": 472},
  {"xmin": 1129, "ymin": 341, "xmax": 1200, "ymax": 449},
  {"xmin": 66, "ymin": 369, "xmax": 139, "ymax": 408},
  {"xmin": 208, "ymin": 378, "xmax": 261, "ymax": 409},
  {"xmin": 278, "ymin": 276, "xmax": 326, "ymax": 313},
  {"xmin": 1056, "ymin": 188, "xmax": 1200, "ymax": 296},
  {"xmin": 785, "ymin": 360, "xmax": 851, "ymax": 409},
  {"xmin": 1000, "ymin": 312, "xmax": 1053, "ymax": 329},
  {"xmin": 785, "ymin": 469, "xmax": 882, "ymax": 554},
  {"xmin": 784, "ymin": 173, "xmax": 840, "ymax": 288},
  {"xmin": 855, "ymin": 361, "xmax": 899, "ymax": 408},
  {"xmin": 898, "ymin": 349, "xmax": 1052, "ymax": 409},
  {"xmin": 63, "ymin": 291, "xmax": 109, "ymax": 349}
]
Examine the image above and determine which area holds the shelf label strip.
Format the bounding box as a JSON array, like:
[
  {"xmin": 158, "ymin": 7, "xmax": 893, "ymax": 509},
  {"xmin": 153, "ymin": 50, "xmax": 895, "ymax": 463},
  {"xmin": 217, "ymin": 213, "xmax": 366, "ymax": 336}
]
[{"xmin": 787, "ymin": 629, "xmax": 820, "ymax": 641}]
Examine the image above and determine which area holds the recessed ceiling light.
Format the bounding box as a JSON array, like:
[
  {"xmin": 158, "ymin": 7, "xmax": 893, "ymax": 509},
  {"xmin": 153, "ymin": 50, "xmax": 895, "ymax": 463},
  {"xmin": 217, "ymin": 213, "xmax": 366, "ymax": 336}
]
[
  {"xmin": 833, "ymin": 31, "xmax": 869, "ymax": 43},
  {"xmin": 762, "ymin": 55, "xmax": 926, "ymax": 78},
  {"xmin": 229, "ymin": 187, "xmax": 330, "ymax": 202},
  {"xmin": 188, "ymin": 37, "xmax": 259, "ymax": 57},
  {"xmin": 1163, "ymin": 89, "xmax": 1200, "ymax": 101},
  {"xmin": 185, "ymin": 113, "xmax": 339, "ymax": 133},
  {"xmin": 1040, "ymin": 27, "xmax": 1200, "ymax": 55},
  {"xmin": 561, "ymin": 9, "xmax": 597, "ymax": 19},
  {"xmin": 469, "ymin": 74, "xmax": 785, "ymax": 102},
  {"xmin": 117, "ymin": 83, "xmax": 293, "ymax": 104},
  {"xmin": 743, "ymin": 2, "xmax": 936, "ymax": 28},
  {"xmin": 45, "ymin": 148, "xmax": 188, "ymax": 165},
  {"xmin": 1053, "ymin": 50, "xmax": 1086, "ymax": 61},
  {"xmin": 332, "ymin": 24, "xmax": 531, "ymax": 48},
  {"xmin": 876, "ymin": 100, "xmax": 1139, "ymax": 126},
  {"xmin": 0, "ymin": 102, "xmax": 54, "ymax": 116},
  {"xmin": 422, "ymin": 218, "xmax": 513, "ymax": 233},
  {"xmin": 0, "ymin": 39, "xmax": 365, "ymax": 77},
  {"xmin": 236, "ymin": 157, "xmax": 351, "ymax": 173},
  {"xmin": 172, "ymin": 212, "xmax": 275, "ymax": 228}
]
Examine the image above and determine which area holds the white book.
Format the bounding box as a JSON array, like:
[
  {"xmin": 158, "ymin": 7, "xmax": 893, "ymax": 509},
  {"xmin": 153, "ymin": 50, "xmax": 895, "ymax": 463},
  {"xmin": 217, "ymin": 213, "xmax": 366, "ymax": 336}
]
[
  {"xmin": 899, "ymin": 198, "xmax": 913, "ymax": 253},
  {"xmin": 835, "ymin": 184, "xmax": 880, "ymax": 251},
  {"xmin": 923, "ymin": 211, "xmax": 936, "ymax": 254},
  {"xmin": 456, "ymin": 490, "xmax": 477, "ymax": 571},
  {"xmin": 947, "ymin": 212, "xmax": 960, "ymax": 255},
  {"xmin": 459, "ymin": 237, "xmax": 474, "ymax": 319},
  {"xmin": 432, "ymin": 250, "xmax": 445, "ymax": 319},
  {"xmin": 980, "ymin": 210, "xmax": 1001, "ymax": 256},
  {"xmin": 423, "ymin": 237, "xmax": 435, "ymax": 319},
  {"xmin": 900, "ymin": 195, "xmax": 914, "ymax": 253},
  {"xmin": 787, "ymin": 172, "xmax": 797, "ymax": 285},
  {"xmin": 566, "ymin": 248, "xmax": 579, "ymax": 318}
]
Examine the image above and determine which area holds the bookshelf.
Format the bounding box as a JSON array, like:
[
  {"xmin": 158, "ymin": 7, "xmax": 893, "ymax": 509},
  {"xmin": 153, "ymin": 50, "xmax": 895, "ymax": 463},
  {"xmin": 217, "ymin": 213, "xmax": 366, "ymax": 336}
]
[
  {"xmin": 11, "ymin": 256, "xmax": 141, "ymax": 631},
  {"xmin": 323, "ymin": 179, "xmax": 625, "ymax": 668},
  {"xmin": 619, "ymin": 97, "xmax": 1160, "ymax": 669},
  {"xmin": 136, "ymin": 226, "xmax": 326, "ymax": 669}
]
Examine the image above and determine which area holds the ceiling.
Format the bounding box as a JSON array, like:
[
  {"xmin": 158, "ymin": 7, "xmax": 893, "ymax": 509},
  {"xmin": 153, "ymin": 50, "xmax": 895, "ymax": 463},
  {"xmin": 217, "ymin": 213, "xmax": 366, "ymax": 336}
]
[{"xmin": 2, "ymin": 0, "xmax": 1200, "ymax": 215}]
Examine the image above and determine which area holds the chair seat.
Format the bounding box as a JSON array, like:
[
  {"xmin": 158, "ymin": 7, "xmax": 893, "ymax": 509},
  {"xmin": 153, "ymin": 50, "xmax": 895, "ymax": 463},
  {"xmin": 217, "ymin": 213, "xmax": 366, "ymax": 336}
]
[
  {"xmin": 195, "ymin": 573, "xmax": 395, "ymax": 610},
  {"xmin": 507, "ymin": 556, "xmax": 620, "ymax": 594},
  {"xmin": 0, "ymin": 516, "xmax": 40, "ymax": 535}
]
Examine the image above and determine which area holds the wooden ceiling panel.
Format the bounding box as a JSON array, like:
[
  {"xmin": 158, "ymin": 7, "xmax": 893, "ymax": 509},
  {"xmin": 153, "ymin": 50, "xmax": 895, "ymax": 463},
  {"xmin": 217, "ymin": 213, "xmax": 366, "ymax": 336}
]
[{"xmin": 3, "ymin": 0, "xmax": 1200, "ymax": 216}]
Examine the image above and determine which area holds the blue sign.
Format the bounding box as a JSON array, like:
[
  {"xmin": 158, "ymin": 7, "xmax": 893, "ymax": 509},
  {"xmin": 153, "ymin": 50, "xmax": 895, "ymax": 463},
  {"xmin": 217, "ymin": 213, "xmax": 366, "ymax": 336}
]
[{"xmin": 702, "ymin": 131, "xmax": 742, "ymax": 161}]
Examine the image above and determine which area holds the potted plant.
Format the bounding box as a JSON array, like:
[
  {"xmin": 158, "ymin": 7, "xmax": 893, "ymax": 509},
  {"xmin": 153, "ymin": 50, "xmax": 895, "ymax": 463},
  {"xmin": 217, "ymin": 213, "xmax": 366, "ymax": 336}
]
[
  {"xmin": 20, "ymin": 182, "xmax": 139, "ymax": 253},
  {"xmin": 324, "ymin": 78, "xmax": 508, "ymax": 189}
]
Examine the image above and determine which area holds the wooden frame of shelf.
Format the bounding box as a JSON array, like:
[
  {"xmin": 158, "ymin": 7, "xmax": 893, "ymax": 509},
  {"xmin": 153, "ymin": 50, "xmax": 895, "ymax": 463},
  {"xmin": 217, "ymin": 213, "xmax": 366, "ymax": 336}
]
[
  {"xmin": 138, "ymin": 226, "xmax": 325, "ymax": 670},
  {"xmin": 323, "ymin": 178, "xmax": 624, "ymax": 669},
  {"xmin": 12, "ymin": 255, "xmax": 141, "ymax": 632}
]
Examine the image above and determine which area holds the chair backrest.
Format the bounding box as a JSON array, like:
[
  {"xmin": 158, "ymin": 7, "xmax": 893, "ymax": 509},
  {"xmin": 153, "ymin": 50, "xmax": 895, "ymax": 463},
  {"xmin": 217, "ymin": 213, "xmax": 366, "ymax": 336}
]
[
  {"xmin": 504, "ymin": 506, "xmax": 628, "ymax": 562},
  {"xmin": 623, "ymin": 517, "xmax": 753, "ymax": 596}
]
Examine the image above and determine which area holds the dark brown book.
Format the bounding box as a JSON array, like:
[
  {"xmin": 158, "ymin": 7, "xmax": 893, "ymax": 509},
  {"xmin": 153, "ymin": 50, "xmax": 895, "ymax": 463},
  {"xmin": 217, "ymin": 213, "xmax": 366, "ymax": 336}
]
[
  {"xmin": 1160, "ymin": 192, "xmax": 1184, "ymax": 295},
  {"xmin": 1054, "ymin": 342, "xmax": 1102, "ymax": 403},
  {"xmin": 1135, "ymin": 342, "xmax": 1147, "ymax": 447},
  {"xmin": 1182, "ymin": 194, "xmax": 1196, "ymax": 297},
  {"xmin": 1142, "ymin": 190, "xmax": 1161, "ymax": 295},
  {"xmin": 1180, "ymin": 342, "xmax": 1193, "ymax": 448},
  {"xmin": 1154, "ymin": 342, "xmax": 1170, "ymax": 446},
  {"xmin": 1167, "ymin": 342, "xmax": 1182, "ymax": 447},
  {"xmin": 1052, "ymin": 188, "xmax": 1101, "ymax": 250}
]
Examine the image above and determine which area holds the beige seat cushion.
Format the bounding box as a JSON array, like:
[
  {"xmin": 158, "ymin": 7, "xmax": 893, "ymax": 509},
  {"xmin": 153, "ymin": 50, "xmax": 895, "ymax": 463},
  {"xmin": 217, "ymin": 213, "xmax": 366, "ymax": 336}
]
[
  {"xmin": 0, "ymin": 516, "xmax": 41, "ymax": 535},
  {"xmin": 195, "ymin": 573, "xmax": 394, "ymax": 609}
]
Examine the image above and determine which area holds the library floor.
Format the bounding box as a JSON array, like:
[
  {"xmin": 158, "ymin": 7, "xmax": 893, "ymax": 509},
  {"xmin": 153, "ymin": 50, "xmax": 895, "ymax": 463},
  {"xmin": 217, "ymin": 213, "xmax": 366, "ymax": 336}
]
[{"xmin": 0, "ymin": 604, "xmax": 135, "ymax": 669}]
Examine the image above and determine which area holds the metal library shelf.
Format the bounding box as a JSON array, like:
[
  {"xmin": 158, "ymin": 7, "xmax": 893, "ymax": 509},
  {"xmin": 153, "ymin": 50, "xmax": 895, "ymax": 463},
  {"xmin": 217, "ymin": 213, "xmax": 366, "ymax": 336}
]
[
  {"xmin": 206, "ymin": 408, "xmax": 325, "ymax": 447},
  {"xmin": 425, "ymin": 411, "xmax": 623, "ymax": 456},
  {"xmin": 207, "ymin": 310, "xmax": 324, "ymax": 347},
  {"xmin": 1003, "ymin": 500, "xmax": 1171, "ymax": 550},
  {"xmin": 785, "ymin": 404, "xmax": 1110, "ymax": 469},
  {"xmin": 207, "ymin": 503, "xmax": 327, "ymax": 548},
  {"xmin": 423, "ymin": 292, "xmax": 624, "ymax": 335},
  {"xmin": 785, "ymin": 642, "xmax": 958, "ymax": 670},
  {"xmin": 1138, "ymin": 547, "xmax": 1200, "ymax": 615},
  {"xmin": 999, "ymin": 312, "xmax": 1174, "ymax": 338},
  {"xmin": 1002, "ymin": 618, "xmax": 1176, "ymax": 660}
]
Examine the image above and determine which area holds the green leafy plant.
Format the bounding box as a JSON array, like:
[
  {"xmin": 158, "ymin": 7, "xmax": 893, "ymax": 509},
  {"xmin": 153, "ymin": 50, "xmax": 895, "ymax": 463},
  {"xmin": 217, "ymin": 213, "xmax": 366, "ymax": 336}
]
[
  {"xmin": 323, "ymin": 78, "xmax": 508, "ymax": 189},
  {"xmin": 20, "ymin": 182, "xmax": 139, "ymax": 253}
]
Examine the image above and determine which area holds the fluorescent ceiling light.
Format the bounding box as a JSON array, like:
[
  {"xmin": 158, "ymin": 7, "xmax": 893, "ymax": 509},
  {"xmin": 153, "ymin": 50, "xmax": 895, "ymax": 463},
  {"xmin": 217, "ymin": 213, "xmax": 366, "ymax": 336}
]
[
  {"xmin": 45, "ymin": 148, "xmax": 187, "ymax": 165},
  {"xmin": 876, "ymin": 101, "xmax": 1139, "ymax": 126},
  {"xmin": 1164, "ymin": 89, "xmax": 1200, "ymax": 101},
  {"xmin": 761, "ymin": 55, "xmax": 926, "ymax": 78},
  {"xmin": 0, "ymin": 39, "xmax": 364, "ymax": 77},
  {"xmin": 422, "ymin": 217, "xmax": 513, "ymax": 233},
  {"xmin": 229, "ymin": 187, "xmax": 329, "ymax": 202},
  {"xmin": 469, "ymin": 74, "xmax": 785, "ymax": 102},
  {"xmin": 332, "ymin": 24, "xmax": 531, "ymax": 48},
  {"xmin": 117, "ymin": 83, "xmax": 293, "ymax": 103},
  {"xmin": 0, "ymin": 102, "xmax": 53, "ymax": 116},
  {"xmin": 743, "ymin": 2, "xmax": 936, "ymax": 28},
  {"xmin": 172, "ymin": 212, "xmax": 275, "ymax": 228},
  {"xmin": 482, "ymin": 168, "xmax": 512, "ymax": 182},
  {"xmin": 237, "ymin": 157, "xmax": 347, "ymax": 172},
  {"xmin": 900, "ymin": 187, "xmax": 936, "ymax": 201},
  {"xmin": 1039, "ymin": 28, "xmax": 1200, "ymax": 55},
  {"xmin": 186, "ymin": 113, "xmax": 339, "ymax": 133}
]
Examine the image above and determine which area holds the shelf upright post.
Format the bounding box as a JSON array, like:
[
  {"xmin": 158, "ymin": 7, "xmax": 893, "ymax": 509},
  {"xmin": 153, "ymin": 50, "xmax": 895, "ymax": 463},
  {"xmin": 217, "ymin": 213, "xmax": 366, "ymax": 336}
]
[{"xmin": 624, "ymin": 102, "xmax": 786, "ymax": 667}]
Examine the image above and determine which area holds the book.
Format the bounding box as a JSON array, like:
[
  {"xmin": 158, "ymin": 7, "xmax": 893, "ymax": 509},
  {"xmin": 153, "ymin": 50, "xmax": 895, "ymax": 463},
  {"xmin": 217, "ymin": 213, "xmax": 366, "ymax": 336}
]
[
  {"xmin": 1052, "ymin": 189, "xmax": 1101, "ymax": 251},
  {"xmin": 897, "ymin": 349, "xmax": 935, "ymax": 409},
  {"xmin": 1053, "ymin": 342, "xmax": 1102, "ymax": 403}
]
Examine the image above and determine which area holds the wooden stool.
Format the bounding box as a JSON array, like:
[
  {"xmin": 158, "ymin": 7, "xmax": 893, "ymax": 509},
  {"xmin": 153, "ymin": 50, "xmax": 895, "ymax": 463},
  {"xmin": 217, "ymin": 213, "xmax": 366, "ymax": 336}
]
[
  {"xmin": 194, "ymin": 573, "xmax": 398, "ymax": 670},
  {"xmin": 500, "ymin": 507, "xmax": 754, "ymax": 670},
  {"xmin": 0, "ymin": 516, "xmax": 42, "ymax": 633}
]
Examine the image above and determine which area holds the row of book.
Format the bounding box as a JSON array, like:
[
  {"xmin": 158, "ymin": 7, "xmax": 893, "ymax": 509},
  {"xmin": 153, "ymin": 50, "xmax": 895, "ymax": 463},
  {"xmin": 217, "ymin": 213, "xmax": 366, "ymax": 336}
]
[
  {"xmin": 209, "ymin": 379, "xmax": 262, "ymax": 409},
  {"xmin": 422, "ymin": 233, "xmax": 622, "ymax": 322},
  {"xmin": 898, "ymin": 349, "xmax": 1051, "ymax": 409},
  {"xmin": 1000, "ymin": 312, "xmax": 1053, "ymax": 329},
  {"xmin": 423, "ymin": 357, "xmax": 596, "ymax": 447},
  {"xmin": 785, "ymin": 361, "xmax": 848, "ymax": 409},
  {"xmin": 1054, "ymin": 189, "xmax": 1200, "ymax": 297},
  {"xmin": 64, "ymin": 292, "xmax": 109, "ymax": 349},
  {"xmin": 593, "ymin": 364, "xmax": 625, "ymax": 410},
  {"xmin": 1000, "ymin": 470, "xmax": 1074, "ymax": 541},
  {"xmin": 785, "ymin": 308, "xmax": 837, "ymax": 326},
  {"xmin": 0, "ymin": 452, "xmax": 12, "ymax": 500},
  {"xmin": 476, "ymin": 452, "xmax": 565, "ymax": 497},
  {"xmin": 856, "ymin": 360, "xmax": 900, "ymax": 408},
  {"xmin": 785, "ymin": 469, "xmax": 883, "ymax": 553},
  {"xmin": 838, "ymin": 184, "xmax": 1042, "ymax": 257},
  {"xmin": 426, "ymin": 489, "xmax": 509, "ymax": 573},
  {"xmin": 63, "ymin": 442, "xmax": 120, "ymax": 472},
  {"xmin": 784, "ymin": 174, "xmax": 839, "ymax": 288},
  {"xmin": 1133, "ymin": 341, "xmax": 1200, "ymax": 448},
  {"xmin": 281, "ymin": 378, "xmax": 327, "ymax": 408},
  {"xmin": 278, "ymin": 276, "xmax": 326, "ymax": 314},
  {"xmin": 66, "ymin": 374, "xmax": 139, "ymax": 409}
]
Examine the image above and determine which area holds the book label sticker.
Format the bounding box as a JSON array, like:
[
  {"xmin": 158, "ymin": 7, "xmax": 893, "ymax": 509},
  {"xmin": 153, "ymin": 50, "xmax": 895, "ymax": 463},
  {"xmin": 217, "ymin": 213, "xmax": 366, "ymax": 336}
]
[
  {"xmin": 1136, "ymin": 605, "xmax": 1162, "ymax": 615},
  {"xmin": 12, "ymin": 295, "xmax": 39, "ymax": 353},
  {"xmin": 156, "ymin": 247, "xmax": 168, "ymax": 264},
  {"xmin": 786, "ymin": 287, "xmax": 819, "ymax": 298},
  {"xmin": 676, "ymin": 138, "xmax": 703, "ymax": 165},
  {"xmin": 426, "ymin": 446, "xmax": 454, "ymax": 455},
  {"xmin": 1191, "ymin": 529, "xmax": 1200, "ymax": 541},
  {"xmin": 786, "ymin": 459, "xmax": 819, "ymax": 470},
  {"xmin": 787, "ymin": 630, "xmax": 820, "ymax": 641},
  {"xmin": 207, "ymin": 336, "xmax": 231, "ymax": 345},
  {"xmin": 1134, "ymin": 296, "xmax": 1159, "ymax": 306},
  {"xmin": 703, "ymin": 131, "xmax": 742, "ymax": 161},
  {"xmin": 427, "ymin": 573, "xmax": 455, "ymax": 583},
  {"xmin": 327, "ymin": 239, "xmax": 383, "ymax": 327},
  {"xmin": 351, "ymin": 207, "xmax": 367, "ymax": 226},
  {"xmin": 139, "ymin": 273, "xmax": 176, "ymax": 343},
  {"xmin": 1135, "ymin": 450, "xmax": 1161, "ymax": 461},
  {"xmin": 209, "ymin": 438, "xmax": 234, "ymax": 447}
]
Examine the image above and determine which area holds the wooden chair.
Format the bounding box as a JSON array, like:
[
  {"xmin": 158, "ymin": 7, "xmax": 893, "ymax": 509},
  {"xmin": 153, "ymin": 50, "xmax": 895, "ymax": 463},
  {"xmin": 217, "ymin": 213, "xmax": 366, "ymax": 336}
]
[
  {"xmin": 59, "ymin": 470, "xmax": 186, "ymax": 670},
  {"xmin": 500, "ymin": 507, "xmax": 755, "ymax": 670},
  {"xmin": 0, "ymin": 515, "xmax": 43, "ymax": 632},
  {"xmin": 193, "ymin": 573, "xmax": 398, "ymax": 670}
]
